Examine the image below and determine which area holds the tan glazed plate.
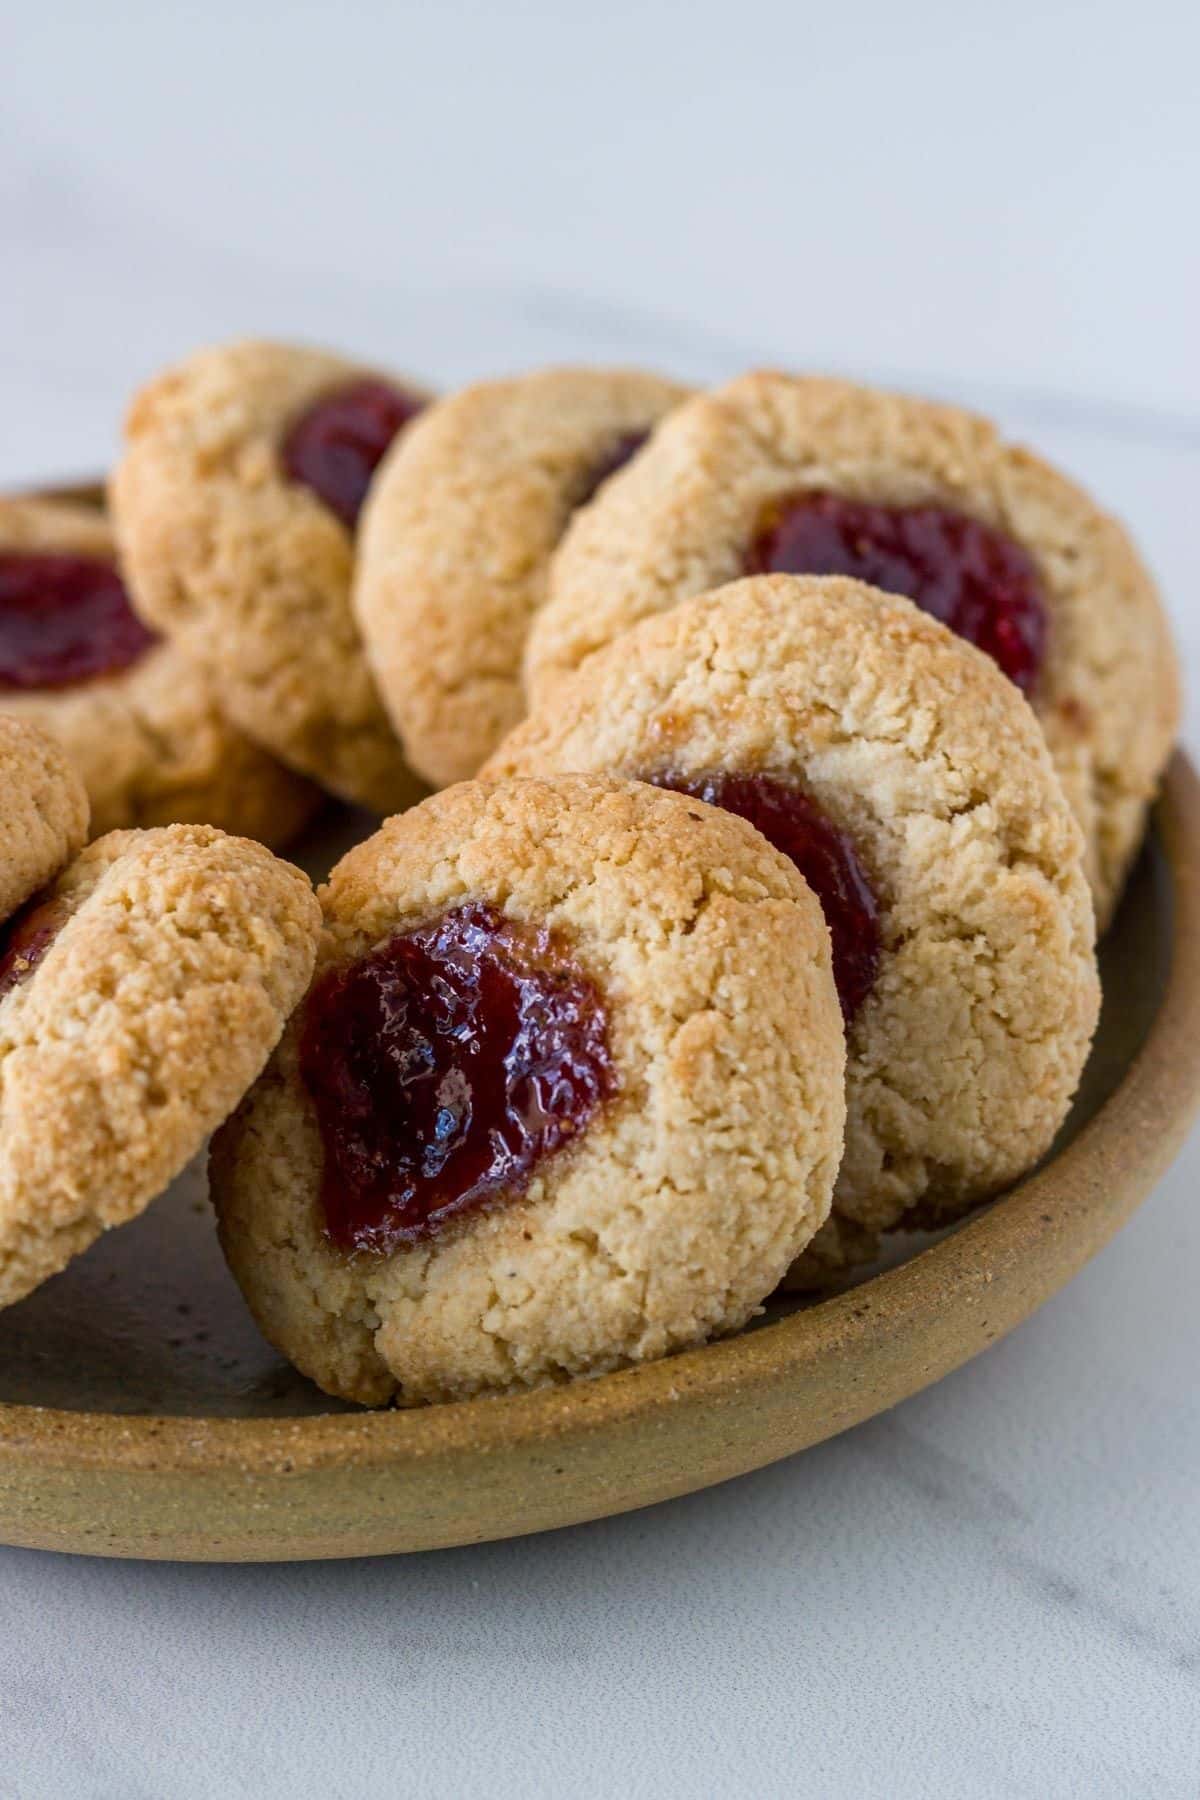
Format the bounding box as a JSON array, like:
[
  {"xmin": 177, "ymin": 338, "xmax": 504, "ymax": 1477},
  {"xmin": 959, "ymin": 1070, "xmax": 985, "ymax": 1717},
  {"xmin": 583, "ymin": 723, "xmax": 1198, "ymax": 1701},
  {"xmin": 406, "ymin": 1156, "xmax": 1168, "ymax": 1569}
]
[{"xmin": 1, "ymin": 525, "xmax": 1198, "ymax": 1559}]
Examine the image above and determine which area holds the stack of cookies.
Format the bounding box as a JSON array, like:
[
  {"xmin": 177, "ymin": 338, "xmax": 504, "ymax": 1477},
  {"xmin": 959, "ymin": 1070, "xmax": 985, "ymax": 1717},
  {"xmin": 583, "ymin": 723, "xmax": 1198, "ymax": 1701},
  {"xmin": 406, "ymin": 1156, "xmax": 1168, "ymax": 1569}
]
[{"xmin": 0, "ymin": 340, "xmax": 1179, "ymax": 1407}]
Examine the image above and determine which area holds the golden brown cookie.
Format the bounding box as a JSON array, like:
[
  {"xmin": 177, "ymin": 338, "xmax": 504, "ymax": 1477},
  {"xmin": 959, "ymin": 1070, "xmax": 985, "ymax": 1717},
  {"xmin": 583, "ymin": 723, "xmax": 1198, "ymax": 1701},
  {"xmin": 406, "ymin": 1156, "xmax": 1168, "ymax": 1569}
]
[
  {"xmin": 0, "ymin": 715, "xmax": 88, "ymax": 923},
  {"xmin": 0, "ymin": 824, "xmax": 320, "ymax": 1308},
  {"xmin": 0, "ymin": 497, "xmax": 321, "ymax": 843},
  {"xmin": 211, "ymin": 775, "xmax": 846, "ymax": 1405},
  {"xmin": 492, "ymin": 576, "xmax": 1100, "ymax": 1279},
  {"xmin": 527, "ymin": 372, "xmax": 1179, "ymax": 926},
  {"xmin": 354, "ymin": 367, "xmax": 689, "ymax": 787},
  {"xmin": 110, "ymin": 339, "xmax": 430, "ymax": 812}
]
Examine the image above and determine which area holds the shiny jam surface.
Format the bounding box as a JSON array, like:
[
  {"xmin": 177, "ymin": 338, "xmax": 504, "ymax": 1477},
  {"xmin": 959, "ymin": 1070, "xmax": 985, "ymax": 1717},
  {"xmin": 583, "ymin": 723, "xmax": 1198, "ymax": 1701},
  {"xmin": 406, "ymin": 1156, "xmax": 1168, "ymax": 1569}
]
[
  {"xmin": 747, "ymin": 492, "xmax": 1046, "ymax": 693},
  {"xmin": 299, "ymin": 903, "xmax": 615, "ymax": 1252},
  {"xmin": 0, "ymin": 553, "xmax": 158, "ymax": 690},
  {"xmin": 572, "ymin": 430, "xmax": 650, "ymax": 511},
  {"xmin": 0, "ymin": 892, "xmax": 68, "ymax": 1001},
  {"xmin": 281, "ymin": 379, "xmax": 425, "ymax": 529},
  {"xmin": 650, "ymin": 770, "xmax": 880, "ymax": 1022}
]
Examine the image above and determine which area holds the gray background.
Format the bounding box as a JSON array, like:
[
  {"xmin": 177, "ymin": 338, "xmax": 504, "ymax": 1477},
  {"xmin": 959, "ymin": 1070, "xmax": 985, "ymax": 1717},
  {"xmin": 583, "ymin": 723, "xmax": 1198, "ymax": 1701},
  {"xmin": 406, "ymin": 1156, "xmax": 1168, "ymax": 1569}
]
[{"xmin": 3, "ymin": 3, "xmax": 1199, "ymax": 1794}]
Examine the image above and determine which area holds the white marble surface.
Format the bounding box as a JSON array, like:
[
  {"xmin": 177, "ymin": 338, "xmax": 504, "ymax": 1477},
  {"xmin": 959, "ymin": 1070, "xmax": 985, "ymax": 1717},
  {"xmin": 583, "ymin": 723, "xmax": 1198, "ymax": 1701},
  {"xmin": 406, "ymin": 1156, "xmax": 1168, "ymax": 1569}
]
[{"xmin": 3, "ymin": 2, "xmax": 1200, "ymax": 1794}]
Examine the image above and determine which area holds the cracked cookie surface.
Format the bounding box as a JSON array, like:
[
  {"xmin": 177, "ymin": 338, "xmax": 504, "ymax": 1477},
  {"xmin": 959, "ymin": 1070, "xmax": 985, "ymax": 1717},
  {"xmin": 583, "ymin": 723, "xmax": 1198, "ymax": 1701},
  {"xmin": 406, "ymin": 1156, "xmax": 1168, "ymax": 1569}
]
[
  {"xmin": 211, "ymin": 774, "xmax": 845, "ymax": 1405},
  {"xmin": 0, "ymin": 714, "xmax": 89, "ymax": 922},
  {"xmin": 0, "ymin": 823, "xmax": 320, "ymax": 1308},
  {"xmin": 110, "ymin": 339, "xmax": 429, "ymax": 812},
  {"xmin": 355, "ymin": 366, "xmax": 689, "ymax": 787},
  {"xmin": 493, "ymin": 576, "xmax": 1101, "ymax": 1279},
  {"xmin": 0, "ymin": 497, "xmax": 321, "ymax": 843},
  {"xmin": 526, "ymin": 372, "xmax": 1179, "ymax": 926}
]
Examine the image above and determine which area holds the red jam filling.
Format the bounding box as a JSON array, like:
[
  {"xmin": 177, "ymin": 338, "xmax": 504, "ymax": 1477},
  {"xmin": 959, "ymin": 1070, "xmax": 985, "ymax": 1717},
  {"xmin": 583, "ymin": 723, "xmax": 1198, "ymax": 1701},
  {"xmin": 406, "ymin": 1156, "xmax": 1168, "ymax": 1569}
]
[
  {"xmin": 0, "ymin": 554, "xmax": 157, "ymax": 690},
  {"xmin": 747, "ymin": 492, "xmax": 1046, "ymax": 693},
  {"xmin": 650, "ymin": 771, "xmax": 880, "ymax": 1022},
  {"xmin": 281, "ymin": 379, "xmax": 424, "ymax": 529},
  {"xmin": 299, "ymin": 903, "xmax": 615, "ymax": 1252},
  {"xmin": 0, "ymin": 892, "xmax": 68, "ymax": 1001},
  {"xmin": 572, "ymin": 430, "xmax": 650, "ymax": 511}
]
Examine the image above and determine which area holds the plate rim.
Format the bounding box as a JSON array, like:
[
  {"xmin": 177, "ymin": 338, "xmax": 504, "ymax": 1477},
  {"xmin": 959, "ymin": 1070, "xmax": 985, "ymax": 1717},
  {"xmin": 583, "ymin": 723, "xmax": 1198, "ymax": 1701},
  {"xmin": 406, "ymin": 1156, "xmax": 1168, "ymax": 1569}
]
[{"xmin": 2, "ymin": 753, "xmax": 1198, "ymax": 1490}]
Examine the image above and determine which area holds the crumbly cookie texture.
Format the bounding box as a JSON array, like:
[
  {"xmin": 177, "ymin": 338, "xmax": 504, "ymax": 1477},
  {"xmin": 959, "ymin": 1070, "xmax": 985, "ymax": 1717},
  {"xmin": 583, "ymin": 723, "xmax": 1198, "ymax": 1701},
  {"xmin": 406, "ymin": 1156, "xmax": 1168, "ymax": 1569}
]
[
  {"xmin": 526, "ymin": 371, "xmax": 1179, "ymax": 927},
  {"xmin": 0, "ymin": 497, "xmax": 321, "ymax": 842},
  {"xmin": 355, "ymin": 367, "xmax": 690, "ymax": 788},
  {"xmin": 0, "ymin": 715, "xmax": 89, "ymax": 922},
  {"xmin": 211, "ymin": 775, "xmax": 846, "ymax": 1405},
  {"xmin": 492, "ymin": 576, "xmax": 1100, "ymax": 1278},
  {"xmin": 109, "ymin": 339, "xmax": 428, "ymax": 813},
  {"xmin": 0, "ymin": 824, "xmax": 321, "ymax": 1308}
]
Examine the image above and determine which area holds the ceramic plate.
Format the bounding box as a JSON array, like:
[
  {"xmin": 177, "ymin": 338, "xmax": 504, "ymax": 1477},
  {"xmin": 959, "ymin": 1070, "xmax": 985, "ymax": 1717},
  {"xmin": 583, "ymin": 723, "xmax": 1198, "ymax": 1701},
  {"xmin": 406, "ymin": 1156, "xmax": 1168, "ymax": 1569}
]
[{"xmin": 0, "ymin": 715, "xmax": 1196, "ymax": 1559}]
